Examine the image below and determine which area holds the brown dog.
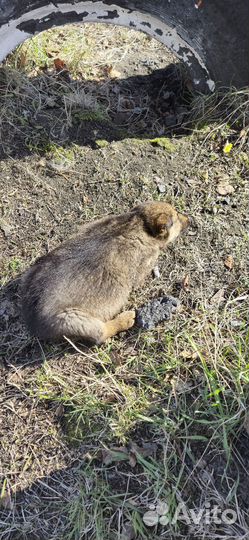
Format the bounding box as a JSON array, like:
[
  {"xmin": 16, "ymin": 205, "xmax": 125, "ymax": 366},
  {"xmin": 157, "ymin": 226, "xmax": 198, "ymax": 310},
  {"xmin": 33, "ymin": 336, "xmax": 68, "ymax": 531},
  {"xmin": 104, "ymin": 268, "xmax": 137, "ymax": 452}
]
[{"xmin": 20, "ymin": 202, "xmax": 189, "ymax": 344}]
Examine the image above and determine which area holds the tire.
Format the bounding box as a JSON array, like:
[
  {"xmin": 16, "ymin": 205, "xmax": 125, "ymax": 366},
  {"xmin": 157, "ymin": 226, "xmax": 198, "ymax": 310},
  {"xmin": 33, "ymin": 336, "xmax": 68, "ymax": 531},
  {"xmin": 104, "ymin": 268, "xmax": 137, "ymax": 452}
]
[{"xmin": 0, "ymin": 0, "xmax": 248, "ymax": 92}]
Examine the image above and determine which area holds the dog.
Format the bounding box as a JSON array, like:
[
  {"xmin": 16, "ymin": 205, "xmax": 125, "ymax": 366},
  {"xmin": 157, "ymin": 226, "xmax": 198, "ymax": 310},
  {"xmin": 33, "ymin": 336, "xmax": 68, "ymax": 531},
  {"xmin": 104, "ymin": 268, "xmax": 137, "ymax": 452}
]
[{"xmin": 20, "ymin": 201, "xmax": 189, "ymax": 344}]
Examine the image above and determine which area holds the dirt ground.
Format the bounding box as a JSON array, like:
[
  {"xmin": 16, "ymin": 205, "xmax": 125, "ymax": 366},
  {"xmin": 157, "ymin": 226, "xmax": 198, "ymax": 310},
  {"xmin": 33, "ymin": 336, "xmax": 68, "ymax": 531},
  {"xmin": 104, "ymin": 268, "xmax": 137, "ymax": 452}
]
[{"xmin": 0, "ymin": 24, "xmax": 249, "ymax": 540}]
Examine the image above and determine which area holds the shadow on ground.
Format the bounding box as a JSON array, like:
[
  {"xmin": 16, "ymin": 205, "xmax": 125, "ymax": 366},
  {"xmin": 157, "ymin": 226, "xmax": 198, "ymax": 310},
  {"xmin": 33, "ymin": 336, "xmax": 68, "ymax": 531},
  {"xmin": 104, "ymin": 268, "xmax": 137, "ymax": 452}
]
[
  {"xmin": 0, "ymin": 425, "xmax": 248, "ymax": 540},
  {"xmin": 0, "ymin": 62, "xmax": 194, "ymax": 160}
]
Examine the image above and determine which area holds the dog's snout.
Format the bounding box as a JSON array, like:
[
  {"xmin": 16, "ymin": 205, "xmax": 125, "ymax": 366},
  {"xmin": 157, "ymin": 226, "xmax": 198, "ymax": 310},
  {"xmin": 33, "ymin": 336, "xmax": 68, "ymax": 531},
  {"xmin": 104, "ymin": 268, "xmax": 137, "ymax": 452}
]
[{"xmin": 178, "ymin": 213, "xmax": 190, "ymax": 230}]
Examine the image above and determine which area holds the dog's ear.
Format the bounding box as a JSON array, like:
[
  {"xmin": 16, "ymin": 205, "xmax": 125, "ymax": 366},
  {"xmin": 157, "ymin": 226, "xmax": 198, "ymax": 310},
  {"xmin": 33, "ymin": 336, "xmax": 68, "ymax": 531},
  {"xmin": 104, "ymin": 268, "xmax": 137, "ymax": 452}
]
[
  {"xmin": 134, "ymin": 203, "xmax": 174, "ymax": 237},
  {"xmin": 152, "ymin": 213, "xmax": 173, "ymax": 237}
]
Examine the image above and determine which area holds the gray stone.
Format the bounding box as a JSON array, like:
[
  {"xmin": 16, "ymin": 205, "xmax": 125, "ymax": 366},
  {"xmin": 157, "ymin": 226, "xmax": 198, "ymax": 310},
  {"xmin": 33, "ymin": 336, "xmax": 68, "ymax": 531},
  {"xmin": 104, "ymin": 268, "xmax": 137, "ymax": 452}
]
[{"xmin": 136, "ymin": 295, "xmax": 180, "ymax": 330}]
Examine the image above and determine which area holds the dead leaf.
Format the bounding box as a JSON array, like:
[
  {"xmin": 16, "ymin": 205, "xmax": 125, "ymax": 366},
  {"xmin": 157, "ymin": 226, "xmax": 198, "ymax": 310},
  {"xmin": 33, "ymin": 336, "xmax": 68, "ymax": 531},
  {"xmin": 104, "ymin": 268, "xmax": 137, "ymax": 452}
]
[
  {"xmin": 17, "ymin": 50, "xmax": 28, "ymax": 68},
  {"xmin": 55, "ymin": 403, "xmax": 64, "ymax": 417},
  {"xmin": 102, "ymin": 442, "xmax": 157, "ymax": 467},
  {"xmin": 210, "ymin": 288, "xmax": 225, "ymax": 305},
  {"xmin": 7, "ymin": 371, "xmax": 23, "ymax": 388},
  {"xmin": 181, "ymin": 274, "xmax": 190, "ymax": 290},
  {"xmin": 171, "ymin": 376, "xmax": 193, "ymax": 394},
  {"xmin": 102, "ymin": 447, "xmax": 128, "ymax": 466},
  {"xmin": 180, "ymin": 350, "xmax": 192, "ymax": 359},
  {"xmin": 185, "ymin": 78, "xmax": 194, "ymax": 93},
  {"xmin": 83, "ymin": 195, "xmax": 91, "ymax": 205},
  {"xmin": 102, "ymin": 64, "xmax": 122, "ymax": 79},
  {"xmin": 216, "ymin": 182, "xmax": 235, "ymax": 195},
  {"xmin": 45, "ymin": 96, "xmax": 57, "ymax": 108},
  {"xmin": 0, "ymin": 491, "xmax": 13, "ymax": 510},
  {"xmin": 54, "ymin": 58, "xmax": 68, "ymax": 72},
  {"xmin": 180, "ymin": 350, "xmax": 198, "ymax": 360},
  {"xmin": 129, "ymin": 441, "xmax": 157, "ymax": 459},
  {"xmin": 128, "ymin": 441, "xmax": 157, "ymax": 467},
  {"xmin": 224, "ymin": 255, "xmax": 234, "ymax": 270},
  {"xmin": 238, "ymin": 127, "xmax": 249, "ymax": 144},
  {"xmin": 121, "ymin": 522, "xmax": 135, "ymax": 540},
  {"xmin": 125, "ymin": 346, "xmax": 137, "ymax": 356},
  {"xmin": 129, "ymin": 452, "xmax": 137, "ymax": 468},
  {"xmin": 38, "ymin": 158, "xmax": 46, "ymax": 168},
  {"xmin": 109, "ymin": 66, "xmax": 122, "ymax": 79}
]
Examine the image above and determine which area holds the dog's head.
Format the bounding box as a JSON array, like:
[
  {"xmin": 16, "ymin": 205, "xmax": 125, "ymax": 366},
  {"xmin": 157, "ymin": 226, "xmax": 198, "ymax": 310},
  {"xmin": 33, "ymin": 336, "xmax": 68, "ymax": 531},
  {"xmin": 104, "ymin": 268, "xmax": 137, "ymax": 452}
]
[{"xmin": 133, "ymin": 201, "xmax": 190, "ymax": 244}]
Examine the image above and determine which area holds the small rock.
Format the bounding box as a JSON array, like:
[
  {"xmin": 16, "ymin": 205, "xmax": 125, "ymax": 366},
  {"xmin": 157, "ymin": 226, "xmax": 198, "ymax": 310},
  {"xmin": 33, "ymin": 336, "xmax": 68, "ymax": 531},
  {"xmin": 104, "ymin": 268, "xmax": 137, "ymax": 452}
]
[
  {"xmin": 216, "ymin": 182, "xmax": 235, "ymax": 195},
  {"xmin": 143, "ymin": 510, "xmax": 159, "ymax": 527},
  {"xmin": 159, "ymin": 514, "xmax": 170, "ymax": 526},
  {"xmin": 230, "ymin": 319, "xmax": 243, "ymax": 329},
  {"xmin": 153, "ymin": 176, "xmax": 167, "ymax": 193},
  {"xmin": 157, "ymin": 183, "xmax": 166, "ymax": 194},
  {"xmin": 209, "ymin": 288, "xmax": 225, "ymax": 305},
  {"xmin": 136, "ymin": 296, "xmax": 180, "ymax": 330},
  {"xmin": 48, "ymin": 156, "xmax": 74, "ymax": 172},
  {"xmin": 0, "ymin": 221, "xmax": 13, "ymax": 238},
  {"xmin": 156, "ymin": 501, "xmax": 169, "ymax": 516},
  {"xmin": 152, "ymin": 265, "xmax": 160, "ymax": 278}
]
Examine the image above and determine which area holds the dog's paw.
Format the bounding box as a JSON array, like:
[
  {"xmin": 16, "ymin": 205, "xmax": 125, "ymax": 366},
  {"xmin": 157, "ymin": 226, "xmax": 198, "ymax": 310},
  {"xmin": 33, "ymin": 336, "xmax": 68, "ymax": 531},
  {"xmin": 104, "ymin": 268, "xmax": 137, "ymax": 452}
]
[{"xmin": 117, "ymin": 310, "xmax": 136, "ymax": 331}]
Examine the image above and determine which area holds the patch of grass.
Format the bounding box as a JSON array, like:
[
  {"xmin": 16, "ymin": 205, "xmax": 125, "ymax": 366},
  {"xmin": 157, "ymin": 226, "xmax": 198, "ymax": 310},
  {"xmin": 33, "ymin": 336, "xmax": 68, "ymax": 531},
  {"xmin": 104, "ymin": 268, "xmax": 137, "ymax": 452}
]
[
  {"xmin": 45, "ymin": 143, "xmax": 74, "ymax": 159},
  {"xmin": 95, "ymin": 139, "xmax": 109, "ymax": 148},
  {"xmin": 33, "ymin": 304, "xmax": 249, "ymax": 456},
  {"xmin": 72, "ymin": 110, "xmax": 109, "ymax": 124},
  {"xmin": 148, "ymin": 137, "xmax": 176, "ymax": 152},
  {"xmin": 8, "ymin": 257, "xmax": 22, "ymax": 274},
  {"xmin": 188, "ymin": 87, "xmax": 249, "ymax": 152},
  {"xmin": 50, "ymin": 308, "xmax": 248, "ymax": 538},
  {"xmin": 8, "ymin": 25, "xmax": 90, "ymax": 77}
]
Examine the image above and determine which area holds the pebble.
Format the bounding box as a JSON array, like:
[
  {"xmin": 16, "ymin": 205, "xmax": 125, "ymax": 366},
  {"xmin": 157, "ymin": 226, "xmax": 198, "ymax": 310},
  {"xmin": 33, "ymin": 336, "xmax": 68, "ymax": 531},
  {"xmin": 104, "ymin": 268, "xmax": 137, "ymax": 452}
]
[{"xmin": 136, "ymin": 295, "xmax": 180, "ymax": 330}]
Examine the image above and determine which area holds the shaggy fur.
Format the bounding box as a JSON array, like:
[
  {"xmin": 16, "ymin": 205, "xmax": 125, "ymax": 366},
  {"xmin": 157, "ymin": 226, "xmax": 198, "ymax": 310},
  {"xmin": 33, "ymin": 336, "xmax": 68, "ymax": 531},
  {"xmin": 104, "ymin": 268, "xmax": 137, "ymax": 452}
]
[{"xmin": 20, "ymin": 202, "xmax": 189, "ymax": 344}]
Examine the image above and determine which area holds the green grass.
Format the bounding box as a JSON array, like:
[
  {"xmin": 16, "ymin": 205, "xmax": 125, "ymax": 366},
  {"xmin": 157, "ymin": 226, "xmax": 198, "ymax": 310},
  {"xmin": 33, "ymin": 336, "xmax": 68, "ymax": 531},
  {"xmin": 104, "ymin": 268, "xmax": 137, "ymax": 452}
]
[
  {"xmin": 31, "ymin": 306, "xmax": 249, "ymax": 539},
  {"xmin": 34, "ymin": 310, "xmax": 249, "ymax": 448},
  {"xmin": 8, "ymin": 26, "xmax": 90, "ymax": 77}
]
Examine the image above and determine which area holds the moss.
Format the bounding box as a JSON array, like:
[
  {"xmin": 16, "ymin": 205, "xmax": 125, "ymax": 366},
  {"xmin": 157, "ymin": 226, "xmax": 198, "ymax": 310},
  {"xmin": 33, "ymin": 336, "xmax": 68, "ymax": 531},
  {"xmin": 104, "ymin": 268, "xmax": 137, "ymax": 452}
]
[
  {"xmin": 72, "ymin": 109, "xmax": 109, "ymax": 123},
  {"xmin": 148, "ymin": 137, "xmax": 176, "ymax": 152},
  {"xmin": 95, "ymin": 139, "xmax": 109, "ymax": 148}
]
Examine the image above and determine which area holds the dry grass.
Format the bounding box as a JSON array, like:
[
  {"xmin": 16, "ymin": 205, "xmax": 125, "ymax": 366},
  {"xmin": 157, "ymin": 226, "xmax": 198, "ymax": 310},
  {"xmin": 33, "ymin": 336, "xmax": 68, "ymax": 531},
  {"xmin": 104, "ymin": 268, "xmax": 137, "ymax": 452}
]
[{"xmin": 0, "ymin": 23, "xmax": 249, "ymax": 540}]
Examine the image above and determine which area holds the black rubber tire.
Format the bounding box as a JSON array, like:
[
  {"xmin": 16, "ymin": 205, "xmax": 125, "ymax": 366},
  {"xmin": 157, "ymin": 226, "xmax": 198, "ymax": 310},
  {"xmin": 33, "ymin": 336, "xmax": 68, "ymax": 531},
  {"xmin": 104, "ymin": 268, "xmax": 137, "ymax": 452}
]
[{"xmin": 0, "ymin": 0, "xmax": 248, "ymax": 92}]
